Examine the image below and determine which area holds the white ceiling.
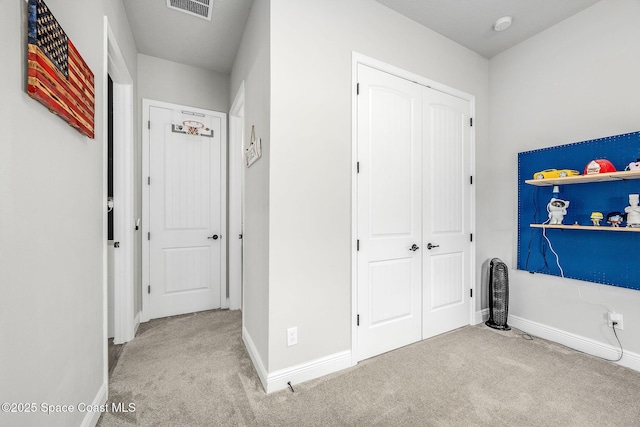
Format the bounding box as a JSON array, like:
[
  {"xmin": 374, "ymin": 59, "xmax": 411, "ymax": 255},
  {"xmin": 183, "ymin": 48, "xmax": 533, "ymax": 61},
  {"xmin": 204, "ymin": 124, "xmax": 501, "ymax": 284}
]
[
  {"xmin": 375, "ymin": 0, "xmax": 602, "ymax": 58},
  {"xmin": 122, "ymin": 0, "xmax": 601, "ymax": 74},
  {"xmin": 123, "ymin": 0, "xmax": 254, "ymax": 74}
]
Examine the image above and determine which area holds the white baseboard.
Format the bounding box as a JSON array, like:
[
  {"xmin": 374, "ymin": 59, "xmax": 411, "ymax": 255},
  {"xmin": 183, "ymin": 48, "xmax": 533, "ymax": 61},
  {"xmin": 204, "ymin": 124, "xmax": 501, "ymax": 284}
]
[
  {"xmin": 242, "ymin": 326, "xmax": 269, "ymax": 391},
  {"xmin": 134, "ymin": 311, "xmax": 141, "ymax": 336},
  {"xmin": 266, "ymin": 350, "xmax": 352, "ymax": 394},
  {"xmin": 509, "ymin": 315, "xmax": 640, "ymax": 372},
  {"xmin": 475, "ymin": 309, "xmax": 488, "ymax": 325},
  {"xmin": 242, "ymin": 326, "xmax": 352, "ymax": 394},
  {"xmin": 80, "ymin": 382, "xmax": 107, "ymax": 427}
]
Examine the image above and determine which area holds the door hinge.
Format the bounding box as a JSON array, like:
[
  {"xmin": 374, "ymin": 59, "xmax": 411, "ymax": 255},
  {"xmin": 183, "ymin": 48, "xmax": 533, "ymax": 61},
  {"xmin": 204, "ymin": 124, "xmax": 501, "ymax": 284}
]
[
  {"xmin": 470, "ymin": 233, "xmax": 473, "ymax": 242},
  {"xmin": 470, "ymin": 117, "xmax": 473, "ymax": 127},
  {"xmin": 470, "ymin": 289, "xmax": 473, "ymax": 298},
  {"xmin": 357, "ymin": 161, "xmax": 360, "ymax": 173},
  {"xmin": 147, "ymin": 176, "xmax": 151, "ymax": 185},
  {"xmin": 148, "ymin": 120, "xmax": 150, "ymax": 129},
  {"xmin": 357, "ymin": 239, "xmax": 360, "ymax": 251},
  {"xmin": 148, "ymin": 285, "xmax": 151, "ymax": 294},
  {"xmin": 356, "ymin": 83, "xmax": 360, "ymax": 95},
  {"xmin": 470, "ymin": 176, "xmax": 473, "ymax": 185},
  {"xmin": 357, "ymin": 314, "xmax": 360, "ymax": 326},
  {"xmin": 148, "ymin": 232, "xmax": 150, "ymax": 241}
]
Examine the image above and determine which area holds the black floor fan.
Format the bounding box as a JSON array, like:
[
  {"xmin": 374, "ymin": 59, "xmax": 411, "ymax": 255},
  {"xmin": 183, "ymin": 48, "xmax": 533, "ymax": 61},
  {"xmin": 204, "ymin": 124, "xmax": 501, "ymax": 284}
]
[{"xmin": 485, "ymin": 258, "xmax": 511, "ymax": 331}]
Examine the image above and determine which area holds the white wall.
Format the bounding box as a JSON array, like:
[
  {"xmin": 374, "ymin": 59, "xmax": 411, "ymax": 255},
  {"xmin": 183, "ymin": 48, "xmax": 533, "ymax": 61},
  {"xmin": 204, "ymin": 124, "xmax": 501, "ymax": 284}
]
[
  {"xmin": 230, "ymin": 0, "xmax": 271, "ymax": 371},
  {"xmin": 138, "ymin": 54, "xmax": 230, "ymax": 113},
  {"xmin": 488, "ymin": 0, "xmax": 640, "ymax": 359},
  {"xmin": 0, "ymin": 1, "xmax": 137, "ymax": 426},
  {"xmin": 268, "ymin": 0, "xmax": 489, "ymax": 372}
]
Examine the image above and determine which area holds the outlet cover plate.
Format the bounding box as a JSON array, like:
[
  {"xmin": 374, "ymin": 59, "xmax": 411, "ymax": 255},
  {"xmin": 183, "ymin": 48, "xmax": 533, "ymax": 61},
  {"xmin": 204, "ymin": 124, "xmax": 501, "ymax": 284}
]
[
  {"xmin": 608, "ymin": 312, "xmax": 624, "ymax": 330},
  {"xmin": 287, "ymin": 327, "xmax": 298, "ymax": 346}
]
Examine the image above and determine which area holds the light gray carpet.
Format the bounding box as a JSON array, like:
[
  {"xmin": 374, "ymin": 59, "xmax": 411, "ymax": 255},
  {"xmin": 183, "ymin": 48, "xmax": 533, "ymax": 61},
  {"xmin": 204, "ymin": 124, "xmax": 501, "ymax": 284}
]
[{"xmin": 98, "ymin": 310, "xmax": 640, "ymax": 426}]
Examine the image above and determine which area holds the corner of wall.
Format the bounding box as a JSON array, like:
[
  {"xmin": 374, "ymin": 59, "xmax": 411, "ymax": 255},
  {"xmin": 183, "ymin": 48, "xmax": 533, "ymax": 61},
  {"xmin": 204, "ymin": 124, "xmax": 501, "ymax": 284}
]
[
  {"xmin": 243, "ymin": 325, "xmax": 269, "ymax": 391},
  {"xmin": 79, "ymin": 382, "xmax": 108, "ymax": 427}
]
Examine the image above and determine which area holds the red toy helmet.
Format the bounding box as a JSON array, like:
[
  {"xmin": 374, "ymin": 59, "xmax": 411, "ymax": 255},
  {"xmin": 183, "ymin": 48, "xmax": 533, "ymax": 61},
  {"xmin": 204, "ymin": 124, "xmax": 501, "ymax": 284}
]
[{"xmin": 584, "ymin": 159, "xmax": 617, "ymax": 175}]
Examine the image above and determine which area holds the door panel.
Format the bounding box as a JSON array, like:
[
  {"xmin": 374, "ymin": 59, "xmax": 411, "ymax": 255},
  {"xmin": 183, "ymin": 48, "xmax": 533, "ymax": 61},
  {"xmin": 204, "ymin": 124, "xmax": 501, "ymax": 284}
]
[
  {"xmin": 428, "ymin": 252, "xmax": 464, "ymax": 309},
  {"xmin": 369, "ymin": 259, "xmax": 413, "ymax": 325},
  {"xmin": 148, "ymin": 106, "xmax": 223, "ymax": 320},
  {"xmin": 357, "ymin": 64, "xmax": 423, "ymax": 361},
  {"xmin": 163, "ymin": 129, "xmax": 211, "ymax": 229},
  {"xmin": 430, "ymin": 105, "xmax": 465, "ymax": 233},
  {"xmin": 422, "ymin": 92, "xmax": 472, "ymax": 339},
  {"xmin": 164, "ymin": 247, "xmax": 210, "ymax": 293},
  {"xmin": 369, "ymin": 89, "xmax": 414, "ymax": 237}
]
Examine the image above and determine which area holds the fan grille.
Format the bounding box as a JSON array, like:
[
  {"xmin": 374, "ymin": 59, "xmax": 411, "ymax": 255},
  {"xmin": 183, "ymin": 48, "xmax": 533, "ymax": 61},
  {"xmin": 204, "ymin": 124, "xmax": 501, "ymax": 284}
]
[{"xmin": 167, "ymin": 0, "xmax": 213, "ymax": 20}]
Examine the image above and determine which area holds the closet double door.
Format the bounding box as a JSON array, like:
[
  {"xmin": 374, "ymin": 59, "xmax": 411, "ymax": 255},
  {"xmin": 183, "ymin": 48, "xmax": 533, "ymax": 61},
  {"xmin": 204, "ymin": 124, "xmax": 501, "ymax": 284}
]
[{"xmin": 356, "ymin": 64, "xmax": 472, "ymax": 361}]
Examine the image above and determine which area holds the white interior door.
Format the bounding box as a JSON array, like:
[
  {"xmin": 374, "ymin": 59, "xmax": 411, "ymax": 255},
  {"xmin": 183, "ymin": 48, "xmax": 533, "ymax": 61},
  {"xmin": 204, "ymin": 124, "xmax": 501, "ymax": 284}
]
[
  {"xmin": 147, "ymin": 105, "xmax": 224, "ymax": 320},
  {"xmin": 356, "ymin": 63, "xmax": 473, "ymax": 361},
  {"xmin": 356, "ymin": 64, "xmax": 423, "ymax": 361},
  {"xmin": 422, "ymin": 91, "xmax": 472, "ymax": 339}
]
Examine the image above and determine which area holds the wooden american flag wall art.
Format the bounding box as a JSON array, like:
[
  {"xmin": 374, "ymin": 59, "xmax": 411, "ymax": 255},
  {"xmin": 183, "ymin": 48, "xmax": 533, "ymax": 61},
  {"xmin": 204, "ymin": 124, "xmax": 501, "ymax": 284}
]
[{"xmin": 27, "ymin": 0, "xmax": 95, "ymax": 138}]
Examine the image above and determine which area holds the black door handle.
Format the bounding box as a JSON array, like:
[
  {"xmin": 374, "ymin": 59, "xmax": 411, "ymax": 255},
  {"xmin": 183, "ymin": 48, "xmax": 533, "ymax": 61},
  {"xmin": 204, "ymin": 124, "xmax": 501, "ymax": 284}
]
[
  {"xmin": 208, "ymin": 234, "xmax": 219, "ymax": 240},
  {"xmin": 409, "ymin": 244, "xmax": 420, "ymax": 251},
  {"xmin": 427, "ymin": 243, "xmax": 439, "ymax": 250}
]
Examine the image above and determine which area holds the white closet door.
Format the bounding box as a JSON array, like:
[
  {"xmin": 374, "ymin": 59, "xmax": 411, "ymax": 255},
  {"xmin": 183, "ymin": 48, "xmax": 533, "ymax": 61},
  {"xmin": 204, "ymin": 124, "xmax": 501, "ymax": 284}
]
[
  {"xmin": 421, "ymin": 90, "xmax": 472, "ymax": 339},
  {"xmin": 356, "ymin": 64, "xmax": 423, "ymax": 361},
  {"xmin": 356, "ymin": 64, "xmax": 473, "ymax": 361}
]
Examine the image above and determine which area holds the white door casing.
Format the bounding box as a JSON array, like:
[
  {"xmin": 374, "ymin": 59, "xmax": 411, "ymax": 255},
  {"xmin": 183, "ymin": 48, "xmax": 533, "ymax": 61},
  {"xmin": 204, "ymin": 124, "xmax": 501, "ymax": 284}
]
[
  {"xmin": 142, "ymin": 100, "xmax": 227, "ymax": 321},
  {"xmin": 354, "ymin": 56, "xmax": 475, "ymax": 362},
  {"xmin": 356, "ymin": 64, "xmax": 423, "ymax": 361},
  {"xmin": 111, "ymin": 81, "xmax": 135, "ymax": 343},
  {"xmin": 105, "ymin": 18, "xmax": 135, "ymax": 347},
  {"xmin": 229, "ymin": 82, "xmax": 245, "ymax": 311}
]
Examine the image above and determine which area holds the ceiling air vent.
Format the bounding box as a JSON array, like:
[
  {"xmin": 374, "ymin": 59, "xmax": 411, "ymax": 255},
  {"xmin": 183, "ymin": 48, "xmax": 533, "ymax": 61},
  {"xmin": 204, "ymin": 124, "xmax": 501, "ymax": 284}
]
[{"xmin": 167, "ymin": 0, "xmax": 213, "ymax": 21}]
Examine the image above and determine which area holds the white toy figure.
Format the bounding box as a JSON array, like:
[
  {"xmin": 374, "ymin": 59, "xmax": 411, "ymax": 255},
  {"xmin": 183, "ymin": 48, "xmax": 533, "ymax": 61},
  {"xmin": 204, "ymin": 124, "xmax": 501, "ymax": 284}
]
[
  {"xmin": 625, "ymin": 194, "xmax": 640, "ymax": 227},
  {"xmin": 625, "ymin": 160, "xmax": 640, "ymax": 171},
  {"xmin": 548, "ymin": 198, "xmax": 570, "ymax": 225}
]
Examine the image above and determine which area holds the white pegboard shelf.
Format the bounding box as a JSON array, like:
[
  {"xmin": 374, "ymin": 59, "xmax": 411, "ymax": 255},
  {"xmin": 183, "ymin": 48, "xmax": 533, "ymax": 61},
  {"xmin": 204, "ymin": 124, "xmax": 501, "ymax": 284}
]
[
  {"xmin": 530, "ymin": 224, "xmax": 640, "ymax": 232},
  {"xmin": 525, "ymin": 170, "xmax": 640, "ymax": 186}
]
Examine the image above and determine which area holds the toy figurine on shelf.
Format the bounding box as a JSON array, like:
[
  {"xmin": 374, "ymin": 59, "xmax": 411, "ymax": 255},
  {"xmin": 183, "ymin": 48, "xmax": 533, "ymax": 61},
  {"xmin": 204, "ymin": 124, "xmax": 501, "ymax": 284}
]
[
  {"xmin": 625, "ymin": 194, "xmax": 640, "ymax": 227},
  {"xmin": 606, "ymin": 212, "xmax": 624, "ymax": 227},
  {"xmin": 548, "ymin": 198, "xmax": 570, "ymax": 225},
  {"xmin": 624, "ymin": 159, "xmax": 640, "ymax": 171},
  {"xmin": 590, "ymin": 212, "xmax": 604, "ymax": 226}
]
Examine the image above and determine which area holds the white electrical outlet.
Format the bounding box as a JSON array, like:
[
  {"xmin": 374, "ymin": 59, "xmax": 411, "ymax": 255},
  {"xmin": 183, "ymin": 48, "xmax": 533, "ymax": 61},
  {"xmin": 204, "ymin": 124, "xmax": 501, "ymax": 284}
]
[
  {"xmin": 287, "ymin": 327, "xmax": 298, "ymax": 346},
  {"xmin": 608, "ymin": 312, "xmax": 624, "ymax": 330}
]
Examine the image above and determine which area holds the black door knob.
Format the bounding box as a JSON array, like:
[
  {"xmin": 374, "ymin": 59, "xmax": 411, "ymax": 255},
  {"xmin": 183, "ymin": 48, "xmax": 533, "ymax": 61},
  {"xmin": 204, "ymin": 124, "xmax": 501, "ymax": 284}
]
[
  {"xmin": 409, "ymin": 244, "xmax": 420, "ymax": 251},
  {"xmin": 208, "ymin": 234, "xmax": 219, "ymax": 240}
]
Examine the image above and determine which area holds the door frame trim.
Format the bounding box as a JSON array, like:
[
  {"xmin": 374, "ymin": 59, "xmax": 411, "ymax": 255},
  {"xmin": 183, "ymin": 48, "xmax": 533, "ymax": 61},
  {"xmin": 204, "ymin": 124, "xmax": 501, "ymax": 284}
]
[
  {"xmin": 104, "ymin": 18, "xmax": 136, "ymax": 346},
  {"xmin": 228, "ymin": 82, "xmax": 245, "ymax": 311},
  {"xmin": 141, "ymin": 98, "xmax": 228, "ymax": 321},
  {"xmin": 351, "ymin": 52, "xmax": 477, "ymax": 366}
]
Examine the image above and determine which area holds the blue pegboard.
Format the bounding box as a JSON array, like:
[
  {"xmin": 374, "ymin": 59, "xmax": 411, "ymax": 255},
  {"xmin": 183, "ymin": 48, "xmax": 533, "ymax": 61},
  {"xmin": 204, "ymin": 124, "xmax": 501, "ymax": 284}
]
[{"xmin": 517, "ymin": 132, "xmax": 640, "ymax": 291}]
